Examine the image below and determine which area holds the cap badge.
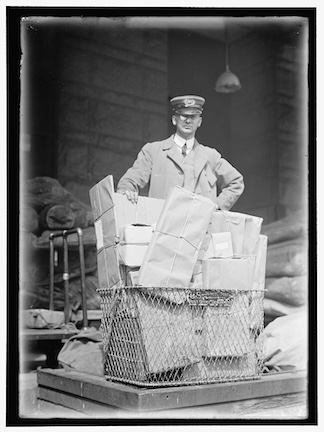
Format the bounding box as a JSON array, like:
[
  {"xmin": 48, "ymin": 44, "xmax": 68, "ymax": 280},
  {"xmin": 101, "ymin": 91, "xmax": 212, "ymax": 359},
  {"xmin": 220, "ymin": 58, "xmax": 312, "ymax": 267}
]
[{"xmin": 184, "ymin": 98, "xmax": 196, "ymax": 107}]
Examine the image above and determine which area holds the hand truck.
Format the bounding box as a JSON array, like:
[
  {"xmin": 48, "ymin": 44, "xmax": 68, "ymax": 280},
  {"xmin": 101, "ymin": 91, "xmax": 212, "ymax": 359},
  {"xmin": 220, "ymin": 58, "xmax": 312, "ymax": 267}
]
[{"xmin": 49, "ymin": 227, "xmax": 88, "ymax": 329}]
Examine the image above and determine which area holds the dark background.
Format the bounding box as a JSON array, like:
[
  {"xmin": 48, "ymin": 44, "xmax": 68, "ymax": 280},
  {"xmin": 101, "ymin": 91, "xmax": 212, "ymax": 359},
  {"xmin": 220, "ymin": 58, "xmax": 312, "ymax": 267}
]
[{"xmin": 16, "ymin": 10, "xmax": 312, "ymax": 225}]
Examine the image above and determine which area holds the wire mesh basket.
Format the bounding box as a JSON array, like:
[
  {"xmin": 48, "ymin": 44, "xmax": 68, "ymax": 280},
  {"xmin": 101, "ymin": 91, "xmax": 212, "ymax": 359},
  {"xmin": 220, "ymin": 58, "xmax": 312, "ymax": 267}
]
[{"xmin": 98, "ymin": 286, "xmax": 264, "ymax": 387}]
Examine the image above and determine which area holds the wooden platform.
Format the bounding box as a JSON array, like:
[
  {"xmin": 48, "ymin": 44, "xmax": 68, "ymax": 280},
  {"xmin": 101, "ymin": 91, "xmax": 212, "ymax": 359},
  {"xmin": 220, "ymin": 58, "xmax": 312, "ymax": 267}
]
[
  {"xmin": 21, "ymin": 328, "xmax": 79, "ymax": 341},
  {"xmin": 37, "ymin": 368, "xmax": 307, "ymax": 416}
]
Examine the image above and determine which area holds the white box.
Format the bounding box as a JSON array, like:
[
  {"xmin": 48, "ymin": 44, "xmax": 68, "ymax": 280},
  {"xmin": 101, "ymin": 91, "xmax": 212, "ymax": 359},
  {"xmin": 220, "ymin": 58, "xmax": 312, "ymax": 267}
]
[
  {"xmin": 120, "ymin": 224, "xmax": 154, "ymax": 244},
  {"xmin": 118, "ymin": 224, "xmax": 154, "ymax": 267},
  {"xmin": 202, "ymin": 257, "xmax": 254, "ymax": 291},
  {"xmin": 118, "ymin": 244, "xmax": 148, "ymax": 267}
]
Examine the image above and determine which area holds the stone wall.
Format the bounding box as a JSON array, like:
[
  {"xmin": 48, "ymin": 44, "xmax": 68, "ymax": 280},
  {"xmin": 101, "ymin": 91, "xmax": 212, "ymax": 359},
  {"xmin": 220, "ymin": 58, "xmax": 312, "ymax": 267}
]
[
  {"xmin": 229, "ymin": 33, "xmax": 280, "ymax": 223},
  {"xmin": 24, "ymin": 18, "xmax": 169, "ymax": 205},
  {"xmin": 275, "ymin": 41, "xmax": 308, "ymax": 218},
  {"xmin": 228, "ymin": 31, "xmax": 308, "ymax": 223}
]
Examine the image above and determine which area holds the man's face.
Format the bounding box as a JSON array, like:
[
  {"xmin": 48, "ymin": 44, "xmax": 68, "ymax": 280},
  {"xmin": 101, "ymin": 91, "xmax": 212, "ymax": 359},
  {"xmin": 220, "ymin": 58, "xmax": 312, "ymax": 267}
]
[{"xmin": 172, "ymin": 111, "xmax": 202, "ymax": 140}]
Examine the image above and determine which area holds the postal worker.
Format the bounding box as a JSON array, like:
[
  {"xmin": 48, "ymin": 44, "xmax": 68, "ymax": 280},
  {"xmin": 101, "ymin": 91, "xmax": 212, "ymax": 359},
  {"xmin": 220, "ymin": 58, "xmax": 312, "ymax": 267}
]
[{"xmin": 117, "ymin": 95, "xmax": 244, "ymax": 210}]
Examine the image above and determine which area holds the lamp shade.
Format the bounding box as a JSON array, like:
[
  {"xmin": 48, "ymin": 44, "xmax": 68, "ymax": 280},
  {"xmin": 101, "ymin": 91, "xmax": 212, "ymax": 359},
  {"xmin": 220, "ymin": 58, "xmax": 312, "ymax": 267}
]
[{"xmin": 215, "ymin": 65, "xmax": 242, "ymax": 94}]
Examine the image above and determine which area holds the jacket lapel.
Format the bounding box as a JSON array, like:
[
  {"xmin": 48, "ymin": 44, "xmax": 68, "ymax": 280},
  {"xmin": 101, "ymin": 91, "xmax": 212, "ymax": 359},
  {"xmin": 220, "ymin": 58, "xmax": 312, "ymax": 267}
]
[
  {"xmin": 162, "ymin": 137, "xmax": 209, "ymax": 181},
  {"xmin": 163, "ymin": 136, "xmax": 184, "ymax": 171},
  {"xmin": 193, "ymin": 140, "xmax": 209, "ymax": 183}
]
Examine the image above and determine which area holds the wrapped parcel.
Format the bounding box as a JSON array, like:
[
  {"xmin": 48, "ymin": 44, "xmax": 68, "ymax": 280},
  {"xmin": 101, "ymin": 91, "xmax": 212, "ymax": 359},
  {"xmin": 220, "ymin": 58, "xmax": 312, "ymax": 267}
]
[{"xmin": 137, "ymin": 186, "xmax": 215, "ymax": 287}]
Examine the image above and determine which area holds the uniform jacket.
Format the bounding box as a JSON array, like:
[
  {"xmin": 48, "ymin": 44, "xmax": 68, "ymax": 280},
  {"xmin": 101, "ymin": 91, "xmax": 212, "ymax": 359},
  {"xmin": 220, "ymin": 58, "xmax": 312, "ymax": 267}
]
[{"xmin": 117, "ymin": 135, "xmax": 244, "ymax": 210}]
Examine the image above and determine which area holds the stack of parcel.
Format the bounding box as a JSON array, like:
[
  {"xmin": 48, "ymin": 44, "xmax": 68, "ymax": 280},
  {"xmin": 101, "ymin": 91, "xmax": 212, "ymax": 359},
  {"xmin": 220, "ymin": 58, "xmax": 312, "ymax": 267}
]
[{"xmin": 90, "ymin": 175, "xmax": 267, "ymax": 387}]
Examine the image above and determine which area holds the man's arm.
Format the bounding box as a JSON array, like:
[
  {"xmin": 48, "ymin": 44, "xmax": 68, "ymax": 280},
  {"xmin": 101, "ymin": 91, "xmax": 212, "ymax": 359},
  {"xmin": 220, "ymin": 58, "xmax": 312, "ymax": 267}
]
[
  {"xmin": 117, "ymin": 142, "xmax": 154, "ymax": 202},
  {"xmin": 213, "ymin": 153, "xmax": 245, "ymax": 210}
]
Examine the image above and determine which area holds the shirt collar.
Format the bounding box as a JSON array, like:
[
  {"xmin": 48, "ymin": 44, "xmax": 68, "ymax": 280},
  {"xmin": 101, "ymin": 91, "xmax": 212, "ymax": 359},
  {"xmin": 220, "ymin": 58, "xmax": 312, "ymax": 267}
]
[{"xmin": 173, "ymin": 134, "xmax": 195, "ymax": 151}]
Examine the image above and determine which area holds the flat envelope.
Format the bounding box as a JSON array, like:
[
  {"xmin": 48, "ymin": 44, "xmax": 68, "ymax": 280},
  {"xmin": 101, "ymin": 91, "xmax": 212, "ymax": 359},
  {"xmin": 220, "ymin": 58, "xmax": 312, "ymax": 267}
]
[
  {"xmin": 96, "ymin": 245, "xmax": 122, "ymax": 289},
  {"xmin": 253, "ymin": 234, "xmax": 268, "ymax": 288},
  {"xmin": 89, "ymin": 175, "xmax": 115, "ymax": 223}
]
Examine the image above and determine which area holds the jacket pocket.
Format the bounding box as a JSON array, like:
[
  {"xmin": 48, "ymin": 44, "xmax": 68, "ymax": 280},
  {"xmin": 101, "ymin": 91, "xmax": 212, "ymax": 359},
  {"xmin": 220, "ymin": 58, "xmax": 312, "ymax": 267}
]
[{"xmin": 205, "ymin": 166, "xmax": 217, "ymax": 187}]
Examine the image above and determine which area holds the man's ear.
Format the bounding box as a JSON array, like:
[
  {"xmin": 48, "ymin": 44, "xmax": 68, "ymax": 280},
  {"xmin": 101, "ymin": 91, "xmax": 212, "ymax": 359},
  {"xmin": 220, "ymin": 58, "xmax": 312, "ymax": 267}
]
[
  {"xmin": 197, "ymin": 117, "xmax": 202, "ymax": 128},
  {"xmin": 172, "ymin": 115, "xmax": 177, "ymax": 126}
]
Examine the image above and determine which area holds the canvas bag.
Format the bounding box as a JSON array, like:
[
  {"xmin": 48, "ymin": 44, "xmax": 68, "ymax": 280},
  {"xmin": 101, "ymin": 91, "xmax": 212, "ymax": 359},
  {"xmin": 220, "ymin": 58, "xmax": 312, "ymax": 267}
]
[
  {"xmin": 58, "ymin": 327, "xmax": 105, "ymax": 377},
  {"xmin": 262, "ymin": 311, "xmax": 308, "ymax": 370},
  {"xmin": 22, "ymin": 309, "xmax": 65, "ymax": 329}
]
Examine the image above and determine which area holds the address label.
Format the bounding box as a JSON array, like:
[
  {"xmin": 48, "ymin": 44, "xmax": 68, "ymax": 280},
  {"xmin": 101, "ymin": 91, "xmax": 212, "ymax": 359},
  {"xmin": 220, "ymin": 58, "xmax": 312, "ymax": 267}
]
[{"xmin": 94, "ymin": 219, "xmax": 104, "ymax": 250}]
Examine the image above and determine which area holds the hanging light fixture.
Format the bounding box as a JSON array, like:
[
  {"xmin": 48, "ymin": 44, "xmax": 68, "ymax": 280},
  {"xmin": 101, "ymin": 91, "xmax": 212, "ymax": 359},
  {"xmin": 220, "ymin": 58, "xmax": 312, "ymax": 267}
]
[{"xmin": 215, "ymin": 24, "xmax": 242, "ymax": 94}]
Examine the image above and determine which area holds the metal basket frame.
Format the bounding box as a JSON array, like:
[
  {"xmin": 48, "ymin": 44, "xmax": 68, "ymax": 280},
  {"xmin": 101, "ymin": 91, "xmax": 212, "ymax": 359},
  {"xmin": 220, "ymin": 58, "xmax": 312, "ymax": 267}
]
[{"xmin": 99, "ymin": 286, "xmax": 265, "ymax": 388}]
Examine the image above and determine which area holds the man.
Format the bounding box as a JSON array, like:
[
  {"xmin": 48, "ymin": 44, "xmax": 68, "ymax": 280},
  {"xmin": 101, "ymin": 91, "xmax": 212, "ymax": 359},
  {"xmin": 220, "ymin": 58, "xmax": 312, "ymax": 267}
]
[{"xmin": 117, "ymin": 95, "xmax": 244, "ymax": 210}]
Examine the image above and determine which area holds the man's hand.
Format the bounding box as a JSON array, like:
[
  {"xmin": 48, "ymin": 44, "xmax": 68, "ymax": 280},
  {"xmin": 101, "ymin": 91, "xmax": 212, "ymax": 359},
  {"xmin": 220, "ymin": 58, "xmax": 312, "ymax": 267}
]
[{"xmin": 121, "ymin": 189, "xmax": 138, "ymax": 204}]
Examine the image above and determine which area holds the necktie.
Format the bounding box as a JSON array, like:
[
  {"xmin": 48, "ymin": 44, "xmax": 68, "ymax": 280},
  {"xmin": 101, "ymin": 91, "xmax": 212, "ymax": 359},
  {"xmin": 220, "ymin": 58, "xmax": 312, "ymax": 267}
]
[{"xmin": 182, "ymin": 142, "xmax": 187, "ymax": 157}]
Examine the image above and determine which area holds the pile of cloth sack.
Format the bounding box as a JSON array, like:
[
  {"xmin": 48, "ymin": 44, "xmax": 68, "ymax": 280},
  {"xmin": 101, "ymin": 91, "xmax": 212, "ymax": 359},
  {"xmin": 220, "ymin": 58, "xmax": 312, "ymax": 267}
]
[
  {"xmin": 20, "ymin": 176, "xmax": 101, "ymax": 319},
  {"xmin": 261, "ymin": 211, "xmax": 308, "ymax": 372}
]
